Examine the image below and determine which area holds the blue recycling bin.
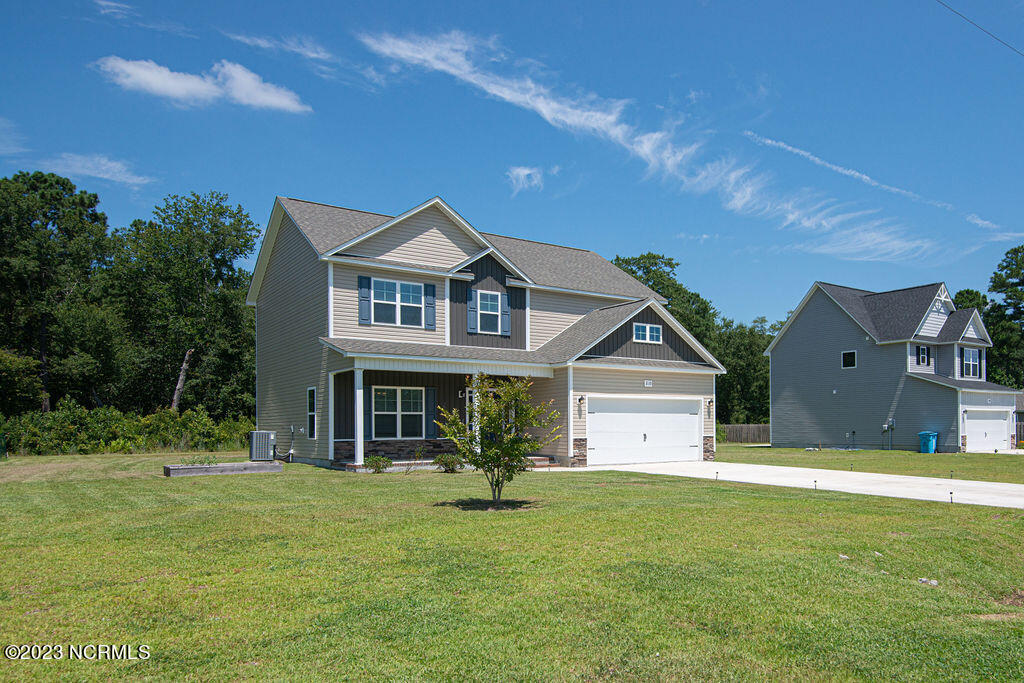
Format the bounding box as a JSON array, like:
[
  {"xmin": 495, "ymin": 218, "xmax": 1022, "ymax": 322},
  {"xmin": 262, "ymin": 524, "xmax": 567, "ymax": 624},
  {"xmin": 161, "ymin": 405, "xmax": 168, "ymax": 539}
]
[{"xmin": 918, "ymin": 431, "xmax": 937, "ymax": 454}]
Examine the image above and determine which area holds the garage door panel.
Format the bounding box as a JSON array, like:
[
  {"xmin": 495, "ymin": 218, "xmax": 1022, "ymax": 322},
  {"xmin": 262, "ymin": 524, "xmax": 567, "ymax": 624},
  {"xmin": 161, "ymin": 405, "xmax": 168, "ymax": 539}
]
[
  {"xmin": 966, "ymin": 411, "xmax": 1009, "ymax": 452},
  {"xmin": 588, "ymin": 397, "xmax": 702, "ymax": 465}
]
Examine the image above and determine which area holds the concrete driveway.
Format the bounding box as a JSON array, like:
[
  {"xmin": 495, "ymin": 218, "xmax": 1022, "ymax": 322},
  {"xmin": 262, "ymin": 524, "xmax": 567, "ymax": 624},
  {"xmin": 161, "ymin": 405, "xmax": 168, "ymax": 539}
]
[{"xmin": 582, "ymin": 461, "xmax": 1024, "ymax": 509}]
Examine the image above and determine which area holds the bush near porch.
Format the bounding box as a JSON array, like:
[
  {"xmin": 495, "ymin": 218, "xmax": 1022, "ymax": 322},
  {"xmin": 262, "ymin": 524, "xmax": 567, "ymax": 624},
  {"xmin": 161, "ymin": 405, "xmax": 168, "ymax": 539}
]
[{"xmin": 1, "ymin": 452, "xmax": 1022, "ymax": 679}]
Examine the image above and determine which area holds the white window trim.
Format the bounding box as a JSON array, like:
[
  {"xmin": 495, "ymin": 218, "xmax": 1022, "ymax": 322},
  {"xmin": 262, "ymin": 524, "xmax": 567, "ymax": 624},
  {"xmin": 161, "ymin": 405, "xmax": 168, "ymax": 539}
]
[
  {"xmin": 306, "ymin": 386, "xmax": 316, "ymax": 440},
  {"xmin": 916, "ymin": 345, "xmax": 930, "ymax": 366},
  {"xmin": 371, "ymin": 385, "xmax": 426, "ymax": 440},
  {"xmin": 371, "ymin": 277, "xmax": 425, "ymax": 329},
  {"xmin": 633, "ymin": 322, "xmax": 662, "ymax": 344},
  {"xmin": 476, "ymin": 289, "xmax": 502, "ymax": 336},
  {"xmin": 963, "ymin": 347, "xmax": 981, "ymax": 379},
  {"xmin": 841, "ymin": 350, "xmax": 857, "ymax": 369}
]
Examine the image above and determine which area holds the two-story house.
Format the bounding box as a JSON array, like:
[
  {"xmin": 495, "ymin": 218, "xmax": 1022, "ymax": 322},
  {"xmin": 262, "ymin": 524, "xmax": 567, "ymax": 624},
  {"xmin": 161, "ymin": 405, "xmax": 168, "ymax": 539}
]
[
  {"xmin": 246, "ymin": 196, "xmax": 725, "ymax": 467},
  {"xmin": 766, "ymin": 282, "xmax": 1020, "ymax": 453}
]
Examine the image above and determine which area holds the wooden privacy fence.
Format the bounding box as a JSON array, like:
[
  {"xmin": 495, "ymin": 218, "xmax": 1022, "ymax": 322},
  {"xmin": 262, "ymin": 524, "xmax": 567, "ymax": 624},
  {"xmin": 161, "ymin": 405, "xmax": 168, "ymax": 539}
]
[{"xmin": 724, "ymin": 424, "xmax": 771, "ymax": 443}]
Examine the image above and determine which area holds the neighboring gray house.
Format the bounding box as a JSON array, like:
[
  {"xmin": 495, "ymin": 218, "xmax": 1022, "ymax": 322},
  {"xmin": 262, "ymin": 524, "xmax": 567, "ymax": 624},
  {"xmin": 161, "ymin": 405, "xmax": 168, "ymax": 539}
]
[
  {"xmin": 766, "ymin": 282, "xmax": 1020, "ymax": 452},
  {"xmin": 246, "ymin": 196, "xmax": 725, "ymax": 467}
]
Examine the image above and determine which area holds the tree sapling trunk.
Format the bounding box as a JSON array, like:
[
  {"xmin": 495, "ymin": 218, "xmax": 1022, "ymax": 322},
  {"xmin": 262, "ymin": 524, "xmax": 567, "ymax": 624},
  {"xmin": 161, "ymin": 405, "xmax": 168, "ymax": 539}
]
[{"xmin": 171, "ymin": 348, "xmax": 194, "ymax": 410}]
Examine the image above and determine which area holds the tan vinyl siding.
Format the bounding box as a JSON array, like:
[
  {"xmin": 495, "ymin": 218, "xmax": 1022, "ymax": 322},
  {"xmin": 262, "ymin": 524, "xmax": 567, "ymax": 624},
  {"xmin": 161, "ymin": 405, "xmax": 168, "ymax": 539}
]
[
  {"xmin": 332, "ymin": 264, "xmax": 446, "ymax": 344},
  {"xmin": 529, "ymin": 368, "xmax": 569, "ymax": 459},
  {"xmin": 571, "ymin": 367, "xmax": 715, "ymax": 438},
  {"xmin": 529, "ymin": 290, "xmax": 619, "ymax": 350},
  {"xmin": 346, "ymin": 206, "xmax": 481, "ymax": 268},
  {"xmin": 256, "ymin": 214, "xmax": 329, "ymax": 461}
]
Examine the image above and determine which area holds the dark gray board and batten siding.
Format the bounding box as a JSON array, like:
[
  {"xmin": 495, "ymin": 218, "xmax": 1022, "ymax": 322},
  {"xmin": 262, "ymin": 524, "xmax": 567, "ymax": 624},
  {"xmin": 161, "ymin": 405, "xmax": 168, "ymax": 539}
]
[
  {"xmin": 770, "ymin": 288, "xmax": 959, "ymax": 451},
  {"xmin": 333, "ymin": 370, "xmax": 468, "ymax": 440},
  {"xmin": 449, "ymin": 254, "xmax": 526, "ymax": 349},
  {"xmin": 580, "ymin": 308, "xmax": 705, "ymax": 362}
]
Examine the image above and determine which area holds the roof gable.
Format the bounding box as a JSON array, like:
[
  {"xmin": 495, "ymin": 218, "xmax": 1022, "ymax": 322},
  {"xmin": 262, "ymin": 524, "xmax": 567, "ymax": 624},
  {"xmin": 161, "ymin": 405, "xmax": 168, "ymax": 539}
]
[
  {"xmin": 343, "ymin": 204, "xmax": 482, "ymax": 268},
  {"xmin": 580, "ymin": 306, "xmax": 706, "ymax": 363}
]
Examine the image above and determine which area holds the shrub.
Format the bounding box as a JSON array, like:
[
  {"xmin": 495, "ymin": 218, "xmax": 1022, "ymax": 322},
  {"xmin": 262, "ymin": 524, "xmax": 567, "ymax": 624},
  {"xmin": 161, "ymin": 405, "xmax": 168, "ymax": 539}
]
[
  {"xmin": 365, "ymin": 455, "xmax": 392, "ymax": 473},
  {"xmin": 0, "ymin": 399, "xmax": 255, "ymax": 455},
  {"xmin": 716, "ymin": 422, "xmax": 727, "ymax": 444},
  {"xmin": 433, "ymin": 452, "xmax": 464, "ymax": 473}
]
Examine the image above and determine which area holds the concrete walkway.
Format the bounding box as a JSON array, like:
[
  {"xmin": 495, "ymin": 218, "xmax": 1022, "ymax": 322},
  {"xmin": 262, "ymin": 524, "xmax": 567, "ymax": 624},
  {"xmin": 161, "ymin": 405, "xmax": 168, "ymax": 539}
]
[{"xmin": 580, "ymin": 461, "xmax": 1024, "ymax": 509}]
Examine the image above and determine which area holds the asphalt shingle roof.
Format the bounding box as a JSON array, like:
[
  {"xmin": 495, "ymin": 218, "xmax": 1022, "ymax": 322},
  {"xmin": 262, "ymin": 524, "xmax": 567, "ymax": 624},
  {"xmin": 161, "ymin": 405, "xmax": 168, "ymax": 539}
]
[
  {"xmin": 907, "ymin": 373, "xmax": 1021, "ymax": 394},
  {"xmin": 936, "ymin": 309, "xmax": 975, "ymax": 343},
  {"xmin": 818, "ymin": 282, "xmax": 945, "ymax": 342},
  {"xmin": 321, "ymin": 298, "xmax": 721, "ymax": 370},
  {"xmin": 277, "ymin": 196, "xmax": 660, "ymax": 299}
]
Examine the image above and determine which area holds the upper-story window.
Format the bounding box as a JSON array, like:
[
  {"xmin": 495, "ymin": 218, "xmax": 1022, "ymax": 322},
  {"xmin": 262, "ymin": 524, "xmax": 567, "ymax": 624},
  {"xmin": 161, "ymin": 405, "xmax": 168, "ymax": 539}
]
[
  {"xmin": 373, "ymin": 278, "xmax": 423, "ymax": 327},
  {"xmin": 915, "ymin": 345, "xmax": 931, "ymax": 366},
  {"xmin": 841, "ymin": 350, "xmax": 857, "ymax": 369},
  {"xmin": 633, "ymin": 323, "xmax": 662, "ymax": 344},
  {"xmin": 477, "ymin": 290, "xmax": 501, "ymax": 334},
  {"xmin": 961, "ymin": 347, "xmax": 980, "ymax": 378}
]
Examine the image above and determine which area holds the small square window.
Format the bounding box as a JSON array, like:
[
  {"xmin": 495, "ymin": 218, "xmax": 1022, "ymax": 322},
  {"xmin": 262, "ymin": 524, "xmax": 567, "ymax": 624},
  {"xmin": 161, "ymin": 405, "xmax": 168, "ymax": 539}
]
[{"xmin": 841, "ymin": 351, "xmax": 857, "ymax": 369}]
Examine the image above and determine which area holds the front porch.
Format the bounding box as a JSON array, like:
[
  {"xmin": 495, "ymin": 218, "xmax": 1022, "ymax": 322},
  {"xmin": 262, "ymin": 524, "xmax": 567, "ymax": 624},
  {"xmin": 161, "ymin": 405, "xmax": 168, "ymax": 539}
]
[{"xmin": 326, "ymin": 357, "xmax": 557, "ymax": 465}]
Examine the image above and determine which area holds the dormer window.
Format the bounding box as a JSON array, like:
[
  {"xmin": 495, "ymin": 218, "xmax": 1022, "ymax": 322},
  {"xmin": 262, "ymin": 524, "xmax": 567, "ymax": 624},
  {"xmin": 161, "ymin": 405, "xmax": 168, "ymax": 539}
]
[
  {"xmin": 915, "ymin": 345, "xmax": 931, "ymax": 366},
  {"xmin": 961, "ymin": 347, "xmax": 980, "ymax": 378},
  {"xmin": 633, "ymin": 323, "xmax": 662, "ymax": 344}
]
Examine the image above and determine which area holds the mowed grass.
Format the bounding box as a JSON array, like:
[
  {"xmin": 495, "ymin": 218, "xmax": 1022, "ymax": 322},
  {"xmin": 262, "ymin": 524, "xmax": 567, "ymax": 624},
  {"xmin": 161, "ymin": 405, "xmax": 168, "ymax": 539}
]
[
  {"xmin": 717, "ymin": 443, "xmax": 1024, "ymax": 484},
  {"xmin": 1, "ymin": 453, "xmax": 1023, "ymax": 680}
]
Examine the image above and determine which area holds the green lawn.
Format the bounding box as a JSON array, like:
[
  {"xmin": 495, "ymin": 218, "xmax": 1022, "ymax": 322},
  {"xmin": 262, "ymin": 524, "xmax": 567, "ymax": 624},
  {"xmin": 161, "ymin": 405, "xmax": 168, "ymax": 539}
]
[
  {"xmin": 1, "ymin": 453, "xmax": 1023, "ymax": 680},
  {"xmin": 717, "ymin": 443, "xmax": 1024, "ymax": 484}
]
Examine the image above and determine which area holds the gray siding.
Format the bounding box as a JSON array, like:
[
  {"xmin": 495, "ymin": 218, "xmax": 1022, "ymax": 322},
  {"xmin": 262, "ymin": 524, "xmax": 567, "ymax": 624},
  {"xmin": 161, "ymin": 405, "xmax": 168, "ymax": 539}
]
[
  {"xmin": 770, "ymin": 288, "xmax": 959, "ymax": 451},
  {"xmin": 450, "ymin": 255, "xmax": 526, "ymax": 349},
  {"xmin": 906, "ymin": 342, "xmax": 935, "ymax": 375},
  {"xmin": 256, "ymin": 214, "xmax": 328, "ymax": 461},
  {"xmin": 581, "ymin": 308, "xmax": 703, "ymax": 362},
  {"xmin": 934, "ymin": 344, "xmax": 955, "ymax": 377},
  {"xmin": 332, "ymin": 370, "xmax": 468, "ymax": 440}
]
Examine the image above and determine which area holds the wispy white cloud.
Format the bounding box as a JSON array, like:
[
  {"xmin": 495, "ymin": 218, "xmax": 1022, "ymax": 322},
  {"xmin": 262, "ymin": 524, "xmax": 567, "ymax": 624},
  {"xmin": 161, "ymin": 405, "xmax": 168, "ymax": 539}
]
[
  {"xmin": 965, "ymin": 213, "xmax": 1001, "ymax": 230},
  {"xmin": 40, "ymin": 153, "xmax": 154, "ymax": 186},
  {"xmin": 224, "ymin": 33, "xmax": 336, "ymax": 62},
  {"xmin": 743, "ymin": 130, "xmax": 954, "ymax": 210},
  {"xmin": 677, "ymin": 232, "xmax": 719, "ymax": 243},
  {"xmin": 357, "ymin": 30, "xmax": 942, "ymax": 262},
  {"xmin": 506, "ymin": 166, "xmax": 544, "ymax": 196},
  {"xmin": 93, "ymin": 56, "xmax": 311, "ymax": 112},
  {"xmin": 0, "ymin": 117, "xmax": 28, "ymax": 155},
  {"xmin": 92, "ymin": 1, "xmax": 195, "ymax": 37}
]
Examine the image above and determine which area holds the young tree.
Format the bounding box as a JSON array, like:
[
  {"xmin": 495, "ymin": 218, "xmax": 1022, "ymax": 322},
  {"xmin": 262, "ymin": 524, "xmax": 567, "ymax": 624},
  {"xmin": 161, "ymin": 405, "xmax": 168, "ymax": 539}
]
[{"xmin": 436, "ymin": 374, "xmax": 561, "ymax": 506}]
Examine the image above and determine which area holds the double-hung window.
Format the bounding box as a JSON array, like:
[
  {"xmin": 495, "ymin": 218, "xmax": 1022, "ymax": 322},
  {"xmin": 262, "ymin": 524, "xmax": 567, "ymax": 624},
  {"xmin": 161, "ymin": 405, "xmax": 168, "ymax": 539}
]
[
  {"xmin": 915, "ymin": 345, "xmax": 931, "ymax": 366},
  {"xmin": 477, "ymin": 291, "xmax": 500, "ymax": 334},
  {"xmin": 306, "ymin": 387, "xmax": 316, "ymax": 439},
  {"xmin": 962, "ymin": 347, "xmax": 980, "ymax": 378},
  {"xmin": 372, "ymin": 279, "xmax": 423, "ymax": 327},
  {"xmin": 372, "ymin": 387, "xmax": 424, "ymax": 439},
  {"xmin": 633, "ymin": 322, "xmax": 662, "ymax": 344}
]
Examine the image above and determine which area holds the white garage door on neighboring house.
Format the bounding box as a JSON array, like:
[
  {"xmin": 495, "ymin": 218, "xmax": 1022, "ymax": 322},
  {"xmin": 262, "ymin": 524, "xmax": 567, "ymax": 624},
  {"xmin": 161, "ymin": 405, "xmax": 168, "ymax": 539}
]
[
  {"xmin": 965, "ymin": 410, "xmax": 1010, "ymax": 452},
  {"xmin": 586, "ymin": 396, "xmax": 702, "ymax": 465}
]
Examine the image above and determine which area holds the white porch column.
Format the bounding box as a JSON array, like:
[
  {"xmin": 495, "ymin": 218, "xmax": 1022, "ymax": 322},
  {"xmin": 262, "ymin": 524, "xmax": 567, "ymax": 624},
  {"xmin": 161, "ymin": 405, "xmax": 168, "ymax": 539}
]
[{"xmin": 354, "ymin": 368, "xmax": 365, "ymax": 465}]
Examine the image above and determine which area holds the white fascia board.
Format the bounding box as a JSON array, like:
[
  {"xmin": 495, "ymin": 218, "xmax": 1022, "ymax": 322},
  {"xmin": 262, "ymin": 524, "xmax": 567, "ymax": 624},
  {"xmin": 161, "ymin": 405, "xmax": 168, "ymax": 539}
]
[
  {"xmin": 449, "ymin": 248, "xmax": 493, "ymax": 272},
  {"xmin": 321, "ymin": 255, "xmax": 454, "ymax": 279},
  {"xmin": 961, "ymin": 309, "xmax": 992, "ymax": 344},
  {"xmin": 765, "ymin": 282, "xmax": 878, "ymax": 356},
  {"xmin": 246, "ymin": 198, "xmax": 318, "ymax": 306},
  {"xmin": 505, "ymin": 279, "xmax": 643, "ymax": 301},
  {"xmin": 908, "ymin": 373, "xmax": 1018, "ymax": 395}
]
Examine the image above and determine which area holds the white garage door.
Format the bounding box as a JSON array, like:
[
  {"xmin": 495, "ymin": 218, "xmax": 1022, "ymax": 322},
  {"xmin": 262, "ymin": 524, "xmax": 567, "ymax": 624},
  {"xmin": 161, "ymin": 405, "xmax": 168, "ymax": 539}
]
[
  {"xmin": 587, "ymin": 396, "xmax": 702, "ymax": 465},
  {"xmin": 965, "ymin": 411, "xmax": 1010, "ymax": 452}
]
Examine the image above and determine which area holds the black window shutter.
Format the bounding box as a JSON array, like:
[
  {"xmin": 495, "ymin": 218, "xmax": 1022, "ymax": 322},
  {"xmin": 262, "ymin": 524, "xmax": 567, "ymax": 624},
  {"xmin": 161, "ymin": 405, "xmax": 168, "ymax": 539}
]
[
  {"xmin": 959, "ymin": 347, "xmax": 964, "ymax": 377},
  {"xmin": 424, "ymin": 284, "xmax": 436, "ymax": 330},
  {"xmin": 425, "ymin": 387, "xmax": 438, "ymax": 439},
  {"xmin": 926, "ymin": 346, "xmax": 931, "ymax": 366},
  {"xmin": 357, "ymin": 276, "xmax": 371, "ymax": 325},
  {"xmin": 363, "ymin": 389, "xmax": 373, "ymax": 441},
  {"xmin": 915, "ymin": 346, "xmax": 921, "ymax": 366},
  {"xmin": 467, "ymin": 289, "xmax": 478, "ymax": 334},
  {"xmin": 500, "ymin": 292, "xmax": 511, "ymax": 337}
]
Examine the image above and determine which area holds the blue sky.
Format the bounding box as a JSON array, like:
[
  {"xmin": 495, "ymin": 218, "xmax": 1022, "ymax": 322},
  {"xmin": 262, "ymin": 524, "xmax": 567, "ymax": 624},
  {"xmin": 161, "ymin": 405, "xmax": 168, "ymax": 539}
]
[{"xmin": 2, "ymin": 0, "xmax": 1023, "ymax": 323}]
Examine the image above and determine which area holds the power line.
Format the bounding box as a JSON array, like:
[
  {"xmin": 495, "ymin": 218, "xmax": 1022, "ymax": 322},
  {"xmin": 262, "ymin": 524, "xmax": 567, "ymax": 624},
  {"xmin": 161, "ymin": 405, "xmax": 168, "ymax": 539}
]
[{"xmin": 932, "ymin": 0, "xmax": 1024, "ymax": 59}]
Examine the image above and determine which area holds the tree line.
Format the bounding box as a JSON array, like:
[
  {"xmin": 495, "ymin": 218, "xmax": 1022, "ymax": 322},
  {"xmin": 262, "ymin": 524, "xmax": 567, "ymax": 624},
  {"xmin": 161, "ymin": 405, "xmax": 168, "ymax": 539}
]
[
  {"xmin": 1, "ymin": 171, "xmax": 1020, "ymax": 428},
  {"xmin": 0, "ymin": 172, "xmax": 257, "ymax": 420},
  {"xmin": 614, "ymin": 251, "xmax": 1024, "ymax": 425}
]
